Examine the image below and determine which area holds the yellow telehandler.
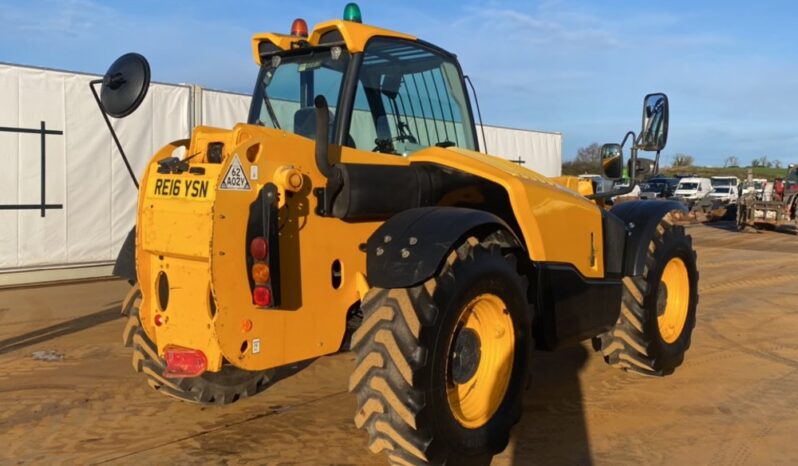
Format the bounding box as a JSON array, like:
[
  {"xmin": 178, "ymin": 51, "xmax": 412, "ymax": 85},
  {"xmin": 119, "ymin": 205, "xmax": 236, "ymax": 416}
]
[{"xmin": 94, "ymin": 4, "xmax": 698, "ymax": 464}]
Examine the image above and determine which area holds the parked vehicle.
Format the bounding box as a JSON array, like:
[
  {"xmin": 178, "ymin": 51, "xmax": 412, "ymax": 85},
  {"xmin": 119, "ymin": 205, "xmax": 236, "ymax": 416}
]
[
  {"xmin": 711, "ymin": 176, "xmax": 739, "ymax": 190},
  {"xmin": 674, "ymin": 177, "xmax": 712, "ymax": 202},
  {"xmin": 708, "ymin": 185, "xmax": 738, "ymax": 204},
  {"xmin": 578, "ymin": 174, "xmax": 613, "ymax": 194},
  {"xmin": 639, "ymin": 180, "xmax": 671, "ymax": 199},
  {"xmin": 611, "ymin": 178, "xmax": 641, "ymax": 201},
  {"xmin": 738, "ymin": 165, "xmax": 798, "ymax": 231},
  {"xmin": 647, "ymin": 175, "xmax": 679, "ymax": 197}
]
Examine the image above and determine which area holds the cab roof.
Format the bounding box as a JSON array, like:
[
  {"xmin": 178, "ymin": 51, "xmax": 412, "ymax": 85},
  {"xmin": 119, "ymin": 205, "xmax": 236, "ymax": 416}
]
[{"xmin": 251, "ymin": 20, "xmax": 417, "ymax": 65}]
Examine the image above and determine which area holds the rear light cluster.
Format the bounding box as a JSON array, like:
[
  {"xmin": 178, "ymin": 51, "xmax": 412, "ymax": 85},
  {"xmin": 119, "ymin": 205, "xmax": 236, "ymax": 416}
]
[
  {"xmin": 163, "ymin": 345, "xmax": 207, "ymax": 378},
  {"xmin": 250, "ymin": 236, "xmax": 273, "ymax": 307}
]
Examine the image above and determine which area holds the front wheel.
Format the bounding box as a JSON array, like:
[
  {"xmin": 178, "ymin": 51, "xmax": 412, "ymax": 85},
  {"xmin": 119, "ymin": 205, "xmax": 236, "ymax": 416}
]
[
  {"xmin": 349, "ymin": 236, "xmax": 532, "ymax": 465},
  {"xmin": 594, "ymin": 213, "xmax": 699, "ymax": 376}
]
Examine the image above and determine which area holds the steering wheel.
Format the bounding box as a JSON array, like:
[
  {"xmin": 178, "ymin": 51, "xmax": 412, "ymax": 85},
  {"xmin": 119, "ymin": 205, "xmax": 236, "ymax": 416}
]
[{"xmin": 372, "ymin": 134, "xmax": 418, "ymax": 153}]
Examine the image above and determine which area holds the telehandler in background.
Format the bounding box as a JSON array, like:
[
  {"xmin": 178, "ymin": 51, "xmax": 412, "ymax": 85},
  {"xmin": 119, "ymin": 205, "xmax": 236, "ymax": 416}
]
[{"xmin": 94, "ymin": 4, "xmax": 699, "ymax": 464}]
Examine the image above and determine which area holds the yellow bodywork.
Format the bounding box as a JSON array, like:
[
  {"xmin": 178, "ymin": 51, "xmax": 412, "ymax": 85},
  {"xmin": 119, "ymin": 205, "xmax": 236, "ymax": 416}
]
[
  {"xmin": 136, "ymin": 17, "xmax": 606, "ymax": 373},
  {"xmin": 251, "ymin": 20, "xmax": 416, "ymax": 65},
  {"xmin": 135, "ymin": 124, "xmax": 605, "ymax": 372}
]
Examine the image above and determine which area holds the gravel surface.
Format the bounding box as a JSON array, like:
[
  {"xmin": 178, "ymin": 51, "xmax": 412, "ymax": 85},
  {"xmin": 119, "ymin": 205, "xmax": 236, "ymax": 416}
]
[{"xmin": 1, "ymin": 222, "xmax": 797, "ymax": 465}]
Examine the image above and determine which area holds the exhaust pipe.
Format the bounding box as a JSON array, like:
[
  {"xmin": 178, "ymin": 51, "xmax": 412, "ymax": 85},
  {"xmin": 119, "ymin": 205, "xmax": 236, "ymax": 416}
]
[{"xmin": 314, "ymin": 95, "xmax": 333, "ymax": 178}]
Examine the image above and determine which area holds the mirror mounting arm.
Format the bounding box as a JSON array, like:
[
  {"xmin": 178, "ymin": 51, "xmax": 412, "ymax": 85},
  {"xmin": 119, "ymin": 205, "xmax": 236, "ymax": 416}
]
[
  {"xmin": 621, "ymin": 130, "xmax": 637, "ymax": 148},
  {"xmin": 654, "ymin": 149, "xmax": 661, "ymax": 173},
  {"xmin": 89, "ymin": 79, "xmax": 139, "ymax": 189}
]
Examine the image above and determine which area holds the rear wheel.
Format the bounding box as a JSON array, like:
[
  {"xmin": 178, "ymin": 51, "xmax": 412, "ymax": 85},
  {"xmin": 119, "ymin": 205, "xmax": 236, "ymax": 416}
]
[
  {"xmin": 349, "ymin": 236, "xmax": 532, "ymax": 465},
  {"xmin": 121, "ymin": 283, "xmax": 274, "ymax": 404},
  {"xmin": 594, "ymin": 213, "xmax": 698, "ymax": 376}
]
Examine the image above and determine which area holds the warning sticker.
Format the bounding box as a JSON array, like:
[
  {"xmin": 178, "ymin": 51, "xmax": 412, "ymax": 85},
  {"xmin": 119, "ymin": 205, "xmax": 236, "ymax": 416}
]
[{"xmin": 220, "ymin": 154, "xmax": 251, "ymax": 191}]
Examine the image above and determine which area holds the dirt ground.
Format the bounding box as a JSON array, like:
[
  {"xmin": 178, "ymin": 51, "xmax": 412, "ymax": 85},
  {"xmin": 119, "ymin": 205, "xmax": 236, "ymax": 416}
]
[{"xmin": 1, "ymin": 222, "xmax": 797, "ymax": 465}]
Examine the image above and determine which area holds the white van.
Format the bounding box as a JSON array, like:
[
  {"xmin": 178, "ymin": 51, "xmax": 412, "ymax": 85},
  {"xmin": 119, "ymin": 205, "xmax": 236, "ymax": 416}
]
[
  {"xmin": 708, "ymin": 185, "xmax": 738, "ymax": 203},
  {"xmin": 711, "ymin": 176, "xmax": 739, "ymax": 189},
  {"xmin": 674, "ymin": 177, "xmax": 712, "ymax": 201}
]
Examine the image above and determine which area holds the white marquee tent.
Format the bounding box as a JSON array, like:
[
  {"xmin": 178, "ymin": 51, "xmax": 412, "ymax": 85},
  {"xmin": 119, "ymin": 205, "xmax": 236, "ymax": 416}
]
[{"xmin": 0, "ymin": 63, "xmax": 561, "ymax": 285}]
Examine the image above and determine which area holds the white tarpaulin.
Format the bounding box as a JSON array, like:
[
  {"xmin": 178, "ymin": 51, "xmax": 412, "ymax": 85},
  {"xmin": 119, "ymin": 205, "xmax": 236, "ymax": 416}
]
[
  {"xmin": 0, "ymin": 63, "xmax": 190, "ymax": 271},
  {"xmin": 477, "ymin": 125, "xmax": 562, "ymax": 177},
  {"xmin": 0, "ymin": 63, "xmax": 560, "ymax": 278},
  {"xmin": 200, "ymin": 89, "xmax": 250, "ymax": 130},
  {"xmin": 202, "ymin": 90, "xmax": 562, "ymax": 177}
]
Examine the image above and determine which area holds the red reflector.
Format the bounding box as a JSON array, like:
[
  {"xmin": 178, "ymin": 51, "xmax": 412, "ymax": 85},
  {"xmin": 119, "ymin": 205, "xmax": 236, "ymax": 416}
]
[
  {"xmin": 291, "ymin": 18, "xmax": 308, "ymax": 37},
  {"xmin": 163, "ymin": 346, "xmax": 207, "ymax": 378},
  {"xmin": 253, "ymin": 286, "xmax": 272, "ymax": 306},
  {"xmin": 154, "ymin": 314, "xmax": 163, "ymax": 326},
  {"xmin": 250, "ymin": 236, "xmax": 268, "ymax": 260}
]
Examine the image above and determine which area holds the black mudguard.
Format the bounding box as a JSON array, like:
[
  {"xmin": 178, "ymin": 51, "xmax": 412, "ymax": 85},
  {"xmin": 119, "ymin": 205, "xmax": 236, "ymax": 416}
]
[
  {"xmin": 610, "ymin": 200, "xmax": 687, "ymax": 277},
  {"xmin": 366, "ymin": 206, "xmax": 520, "ymax": 289},
  {"xmin": 113, "ymin": 227, "xmax": 137, "ymax": 282}
]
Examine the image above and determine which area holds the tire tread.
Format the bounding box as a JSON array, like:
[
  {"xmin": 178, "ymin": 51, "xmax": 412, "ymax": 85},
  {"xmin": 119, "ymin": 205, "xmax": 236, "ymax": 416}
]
[{"xmin": 596, "ymin": 213, "xmax": 699, "ymax": 376}]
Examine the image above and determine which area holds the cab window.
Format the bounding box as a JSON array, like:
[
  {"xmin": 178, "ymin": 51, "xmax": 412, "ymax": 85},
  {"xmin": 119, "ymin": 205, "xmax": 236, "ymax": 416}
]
[
  {"xmin": 250, "ymin": 48, "xmax": 349, "ymax": 140},
  {"xmin": 354, "ymin": 39, "xmax": 476, "ymax": 155}
]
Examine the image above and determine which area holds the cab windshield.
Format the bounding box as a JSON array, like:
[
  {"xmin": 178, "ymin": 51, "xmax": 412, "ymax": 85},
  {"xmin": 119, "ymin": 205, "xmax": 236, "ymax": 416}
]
[
  {"xmin": 354, "ymin": 38, "xmax": 477, "ymax": 155},
  {"xmin": 248, "ymin": 39, "xmax": 477, "ymax": 156},
  {"xmin": 249, "ymin": 47, "xmax": 349, "ymax": 139}
]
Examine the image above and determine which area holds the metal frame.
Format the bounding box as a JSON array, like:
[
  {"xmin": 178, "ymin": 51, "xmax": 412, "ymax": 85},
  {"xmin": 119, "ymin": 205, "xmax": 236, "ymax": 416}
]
[
  {"xmin": 89, "ymin": 79, "xmax": 140, "ymax": 189},
  {"xmin": 0, "ymin": 123, "xmax": 64, "ymax": 217}
]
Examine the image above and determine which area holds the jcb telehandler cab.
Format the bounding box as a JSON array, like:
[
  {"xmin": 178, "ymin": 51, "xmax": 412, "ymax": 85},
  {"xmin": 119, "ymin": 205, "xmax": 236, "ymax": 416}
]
[{"xmin": 97, "ymin": 5, "xmax": 698, "ymax": 464}]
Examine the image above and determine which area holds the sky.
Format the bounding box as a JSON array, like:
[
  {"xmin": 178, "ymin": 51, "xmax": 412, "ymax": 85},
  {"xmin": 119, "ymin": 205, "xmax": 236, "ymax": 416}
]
[{"xmin": 1, "ymin": 0, "xmax": 797, "ymax": 166}]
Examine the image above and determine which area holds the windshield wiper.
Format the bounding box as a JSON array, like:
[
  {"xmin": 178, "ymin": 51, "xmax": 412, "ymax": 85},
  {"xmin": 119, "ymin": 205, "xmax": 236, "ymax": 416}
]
[{"xmin": 261, "ymin": 85, "xmax": 281, "ymax": 130}]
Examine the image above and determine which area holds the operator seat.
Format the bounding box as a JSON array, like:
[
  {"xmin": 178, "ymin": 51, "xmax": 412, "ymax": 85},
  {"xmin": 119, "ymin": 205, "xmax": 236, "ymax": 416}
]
[{"xmin": 293, "ymin": 107, "xmax": 356, "ymax": 148}]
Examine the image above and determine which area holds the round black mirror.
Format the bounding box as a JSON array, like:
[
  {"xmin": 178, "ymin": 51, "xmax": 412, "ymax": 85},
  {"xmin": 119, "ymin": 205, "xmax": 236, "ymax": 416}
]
[{"xmin": 100, "ymin": 53, "xmax": 151, "ymax": 118}]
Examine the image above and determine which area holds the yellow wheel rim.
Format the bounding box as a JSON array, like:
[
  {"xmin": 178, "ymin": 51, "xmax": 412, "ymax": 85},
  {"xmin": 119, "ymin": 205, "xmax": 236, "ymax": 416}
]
[
  {"xmin": 446, "ymin": 293, "xmax": 515, "ymax": 429},
  {"xmin": 657, "ymin": 257, "xmax": 690, "ymax": 344}
]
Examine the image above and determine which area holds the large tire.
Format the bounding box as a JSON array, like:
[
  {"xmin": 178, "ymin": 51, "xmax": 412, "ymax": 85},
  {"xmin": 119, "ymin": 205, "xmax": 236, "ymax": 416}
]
[
  {"xmin": 594, "ymin": 213, "xmax": 698, "ymax": 376},
  {"xmin": 349, "ymin": 236, "xmax": 532, "ymax": 465},
  {"xmin": 121, "ymin": 283, "xmax": 274, "ymax": 404}
]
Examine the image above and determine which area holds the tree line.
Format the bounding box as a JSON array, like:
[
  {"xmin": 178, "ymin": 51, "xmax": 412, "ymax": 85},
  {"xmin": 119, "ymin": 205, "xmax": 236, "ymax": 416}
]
[{"xmin": 562, "ymin": 143, "xmax": 785, "ymax": 175}]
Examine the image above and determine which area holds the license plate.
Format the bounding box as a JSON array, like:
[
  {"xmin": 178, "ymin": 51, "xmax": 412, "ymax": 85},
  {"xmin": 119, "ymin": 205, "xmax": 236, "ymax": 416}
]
[{"xmin": 148, "ymin": 175, "xmax": 213, "ymax": 200}]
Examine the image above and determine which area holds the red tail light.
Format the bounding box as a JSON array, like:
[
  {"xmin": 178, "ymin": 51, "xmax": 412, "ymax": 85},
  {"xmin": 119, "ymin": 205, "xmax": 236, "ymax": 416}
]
[
  {"xmin": 163, "ymin": 345, "xmax": 207, "ymax": 378},
  {"xmin": 248, "ymin": 185, "xmax": 280, "ymax": 308},
  {"xmin": 250, "ymin": 236, "xmax": 268, "ymax": 260},
  {"xmin": 253, "ymin": 286, "xmax": 272, "ymax": 306}
]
